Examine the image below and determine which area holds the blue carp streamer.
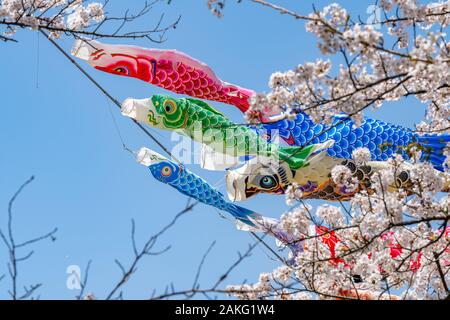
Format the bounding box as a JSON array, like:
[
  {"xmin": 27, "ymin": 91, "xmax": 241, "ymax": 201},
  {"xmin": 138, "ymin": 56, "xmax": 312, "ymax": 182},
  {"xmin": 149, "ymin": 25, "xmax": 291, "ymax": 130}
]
[
  {"xmin": 260, "ymin": 112, "xmax": 450, "ymax": 171},
  {"xmin": 135, "ymin": 147, "xmax": 296, "ymax": 246}
]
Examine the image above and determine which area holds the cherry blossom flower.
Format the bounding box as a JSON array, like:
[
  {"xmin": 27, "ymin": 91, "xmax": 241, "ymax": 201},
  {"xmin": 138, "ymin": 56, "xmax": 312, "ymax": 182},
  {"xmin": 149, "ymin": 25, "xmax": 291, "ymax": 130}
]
[
  {"xmin": 0, "ymin": 0, "xmax": 105, "ymax": 39},
  {"xmin": 352, "ymin": 147, "xmax": 371, "ymax": 165}
]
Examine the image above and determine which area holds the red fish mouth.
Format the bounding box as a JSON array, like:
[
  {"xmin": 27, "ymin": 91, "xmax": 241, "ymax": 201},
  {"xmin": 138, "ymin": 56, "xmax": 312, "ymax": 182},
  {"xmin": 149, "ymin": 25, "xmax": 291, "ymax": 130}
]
[
  {"xmin": 91, "ymin": 50, "xmax": 106, "ymax": 61},
  {"xmin": 71, "ymin": 39, "xmax": 116, "ymax": 66}
]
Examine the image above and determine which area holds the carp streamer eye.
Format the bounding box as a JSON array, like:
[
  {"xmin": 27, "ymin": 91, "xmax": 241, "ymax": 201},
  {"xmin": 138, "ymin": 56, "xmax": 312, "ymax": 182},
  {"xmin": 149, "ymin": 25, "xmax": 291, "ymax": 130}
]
[
  {"xmin": 260, "ymin": 176, "xmax": 276, "ymax": 189},
  {"xmin": 161, "ymin": 166, "xmax": 172, "ymax": 177},
  {"xmin": 114, "ymin": 67, "xmax": 129, "ymax": 75},
  {"xmin": 163, "ymin": 100, "xmax": 177, "ymax": 115}
]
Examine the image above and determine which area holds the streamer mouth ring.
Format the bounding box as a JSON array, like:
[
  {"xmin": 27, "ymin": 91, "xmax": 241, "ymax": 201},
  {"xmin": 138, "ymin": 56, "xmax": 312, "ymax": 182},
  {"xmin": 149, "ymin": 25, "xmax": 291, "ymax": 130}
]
[
  {"xmin": 121, "ymin": 97, "xmax": 161, "ymax": 128},
  {"xmin": 226, "ymin": 170, "xmax": 253, "ymax": 201},
  {"xmin": 71, "ymin": 38, "xmax": 111, "ymax": 64},
  {"xmin": 121, "ymin": 98, "xmax": 138, "ymax": 118},
  {"xmin": 136, "ymin": 147, "xmax": 166, "ymax": 166},
  {"xmin": 71, "ymin": 39, "xmax": 98, "ymax": 61}
]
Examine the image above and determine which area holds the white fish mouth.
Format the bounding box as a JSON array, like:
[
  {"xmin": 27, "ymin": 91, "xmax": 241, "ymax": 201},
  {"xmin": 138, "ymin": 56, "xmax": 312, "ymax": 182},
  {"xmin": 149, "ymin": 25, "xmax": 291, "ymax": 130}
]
[
  {"xmin": 136, "ymin": 147, "xmax": 153, "ymax": 166},
  {"xmin": 121, "ymin": 98, "xmax": 139, "ymax": 119},
  {"xmin": 225, "ymin": 170, "xmax": 249, "ymax": 201},
  {"xmin": 71, "ymin": 39, "xmax": 95, "ymax": 61},
  {"xmin": 71, "ymin": 38, "xmax": 108, "ymax": 64},
  {"xmin": 121, "ymin": 97, "xmax": 156, "ymax": 124},
  {"xmin": 136, "ymin": 147, "xmax": 166, "ymax": 166}
]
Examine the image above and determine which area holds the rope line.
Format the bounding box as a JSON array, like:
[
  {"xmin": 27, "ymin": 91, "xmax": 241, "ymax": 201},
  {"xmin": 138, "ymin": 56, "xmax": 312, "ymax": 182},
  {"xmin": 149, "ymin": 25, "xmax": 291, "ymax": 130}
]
[
  {"xmin": 41, "ymin": 31, "xmax": 290, "ymax": 263},
  {"xmin": 40, "ymin": 29, "xmax": 180, "ymax": 164}
]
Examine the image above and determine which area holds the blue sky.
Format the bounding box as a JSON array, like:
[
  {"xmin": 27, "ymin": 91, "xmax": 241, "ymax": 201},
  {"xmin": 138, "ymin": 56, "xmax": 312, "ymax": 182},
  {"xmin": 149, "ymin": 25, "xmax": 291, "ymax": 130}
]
[{"xmin": 0, "ymin": 0, "xmax": 426, "ymax": 299}]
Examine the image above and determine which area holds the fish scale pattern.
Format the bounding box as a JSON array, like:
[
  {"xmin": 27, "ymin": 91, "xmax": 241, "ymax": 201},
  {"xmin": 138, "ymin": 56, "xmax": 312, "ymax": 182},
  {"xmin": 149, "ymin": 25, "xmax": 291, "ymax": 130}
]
[
  {"xmin": 149, "ymin": 160, "xmax": 255, "ymax": 223},
  {"xmin": 261, "ymin": 113, "xmax": 416, "ymax": 161},
  {"xmin": 173, "ymin": 166, "xmax": 229, "ymax": 210},
  {"xmin": 151, "ymin": 59, "xmax": 252, "ymax": 112}
]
